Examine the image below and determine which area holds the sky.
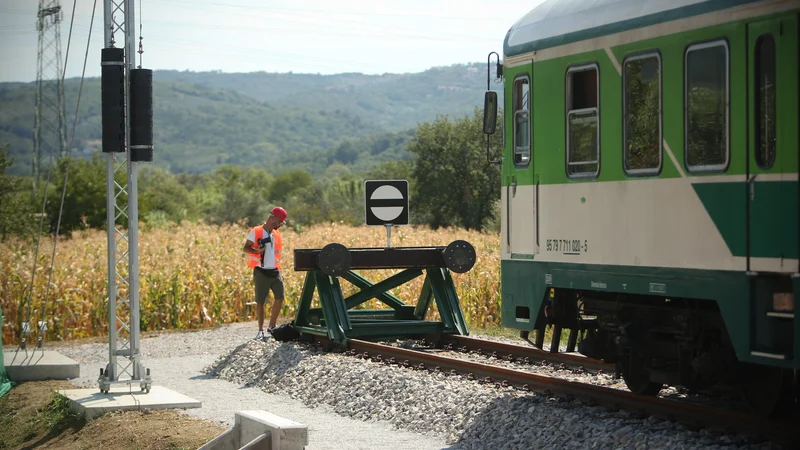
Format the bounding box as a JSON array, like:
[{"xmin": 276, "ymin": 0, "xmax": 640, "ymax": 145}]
[{"xmin": 0, "ymin": 0, "xmax": 544, "ymax": 83}]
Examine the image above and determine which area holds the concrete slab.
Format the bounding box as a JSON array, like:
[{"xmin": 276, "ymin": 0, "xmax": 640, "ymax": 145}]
[
  {"xmin": 199, "ymin": 410, "xmax": 308, "ymax": 450},
  {"xmin": 4, "ymin": 350, "xmax": 80, "ymax": 381},
  {"xmin": 58, "ymin": 385, "xmax": 201, "ymax": 420},
  {"xmin": 238, "ymin": 410, "xmax": 308, "ymax": 450}
]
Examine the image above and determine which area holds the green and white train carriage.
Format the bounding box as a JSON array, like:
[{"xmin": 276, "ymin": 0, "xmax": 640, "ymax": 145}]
[{"xmin": 482, "ymin": 0, "xmax": 799, "ymax": 414}]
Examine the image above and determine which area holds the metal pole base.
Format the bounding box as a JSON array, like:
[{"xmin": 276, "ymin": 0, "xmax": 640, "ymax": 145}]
[{"xmin": 98, "ymin": 364, "xmax": 152, "ymax": 394}]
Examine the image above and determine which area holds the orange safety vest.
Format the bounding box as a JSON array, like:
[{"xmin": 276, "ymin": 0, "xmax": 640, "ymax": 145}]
[{"xmin": 247, "ymin": 226, "xmax": 282, "ymax": 270}]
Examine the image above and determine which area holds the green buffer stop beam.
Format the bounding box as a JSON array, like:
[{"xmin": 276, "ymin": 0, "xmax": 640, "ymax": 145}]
[{"xmin": 292, "ymin": 241, "xmax": 476, "ymax": 344}]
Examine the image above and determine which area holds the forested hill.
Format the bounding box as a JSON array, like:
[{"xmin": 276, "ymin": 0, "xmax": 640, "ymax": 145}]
[
  {"xmin": 0, "ymin": 62, "xmax": 492, "ymax": 176},
  {"xmin": 155, "ymin": 63, "xmax": 488, "ymax": 131}
]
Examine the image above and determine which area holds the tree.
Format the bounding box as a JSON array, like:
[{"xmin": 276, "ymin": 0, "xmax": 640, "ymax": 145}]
[
  {"xmin": 268, "ymin": 169, "xmax": 312, "ymax": 203},
  {"xmin": 206, "ymin": 185, "xmax": 271, "ymax": 227},
  {"xmin": 45, "ymin": 152, "xmax": 126, "ymax": 235},
  {"xmin": 407, "ymin": 108, "xmax": 502, "ymax": 231},
  {"xmin": 139, "ymin": 167, "xmax": 196, "ymax": 224},
  {"xmin": 368, "ymin": 160, "xmax": 412, "ymax": 181},
  {"xmin": 0, "ymin": 145, "xmax": 36, "ymax": 240},
  {"xmin": 241, "ymin": 167, "xmax": 273, "ymax": 199}
]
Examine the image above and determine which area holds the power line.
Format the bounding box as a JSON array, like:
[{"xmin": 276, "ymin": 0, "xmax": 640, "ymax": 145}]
[{"xmin": 42, "ymin": 0, "xmax": 98, "ymax": 347}]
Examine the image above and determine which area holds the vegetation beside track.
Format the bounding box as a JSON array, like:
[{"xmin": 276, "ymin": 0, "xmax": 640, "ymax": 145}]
[{"xmin": 1, "ymin": 222, "xmax": 502, "ymax": 345}]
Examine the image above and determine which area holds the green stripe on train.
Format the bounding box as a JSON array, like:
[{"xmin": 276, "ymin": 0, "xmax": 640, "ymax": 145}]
[{"xmin": 693, "ymin": 181, "xmax": 799, "ymax": 259}]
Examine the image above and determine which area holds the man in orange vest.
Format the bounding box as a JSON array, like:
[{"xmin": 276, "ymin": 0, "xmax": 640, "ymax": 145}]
[{"xmin": 243, "ymin": 206, "xmax": 287, "ymax": 340}]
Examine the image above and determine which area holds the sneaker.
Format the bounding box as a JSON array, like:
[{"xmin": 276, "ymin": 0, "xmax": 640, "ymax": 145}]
[{"xmin": 255, "ymin": 330, "xmax": 265, "ymax": 340}]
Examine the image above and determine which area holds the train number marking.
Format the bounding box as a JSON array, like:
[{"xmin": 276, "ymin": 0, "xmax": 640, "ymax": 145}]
[{"xmin": 545, "ymin": 239, "xmax": 587, "ymax": 255}]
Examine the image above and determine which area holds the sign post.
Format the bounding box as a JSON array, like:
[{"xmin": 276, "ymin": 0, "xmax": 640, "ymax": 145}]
[{"xmin": 364, "ymin": 180, "xmax": 409, "ymax": 248}]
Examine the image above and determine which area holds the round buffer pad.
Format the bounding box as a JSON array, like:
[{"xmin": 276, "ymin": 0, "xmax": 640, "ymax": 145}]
[
  {"xmin": 318, "ymin": 243, "xmax": 352, "ymax": 277},
  {"xmin": 443, "ymin": 240, "xmax": 476, "ymax": 273}
]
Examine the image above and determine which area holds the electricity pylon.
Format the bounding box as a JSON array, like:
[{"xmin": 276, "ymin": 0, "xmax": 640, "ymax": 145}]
[{"xmin": 33, "ymin": 0, "xmax": 68, "ymax": 191}]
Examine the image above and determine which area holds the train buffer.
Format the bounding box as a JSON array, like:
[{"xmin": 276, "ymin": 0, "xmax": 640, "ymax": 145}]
[{"xmin": 290, "ymin": 240, "xmax": 477, "ymax": 345}]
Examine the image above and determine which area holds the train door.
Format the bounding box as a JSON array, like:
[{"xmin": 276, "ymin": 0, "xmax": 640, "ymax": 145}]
[
  {"xmin": 746, "ymin": 16, "xmax": 799, "ymax": 273},
  {"xmin": 504, "ymin": 64, "xmax": 536, "ymax": 259}
]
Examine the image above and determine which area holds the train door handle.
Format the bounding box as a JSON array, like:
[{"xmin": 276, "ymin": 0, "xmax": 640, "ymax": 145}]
[
  {"xmin": 506, "ymin": 182, "xmax": 511, "ymax": 246},
  {"xmin": 748, "ymin": 175, "xmax": 756, "ymax": 201},
  {"xmin": 511, "ymin": 176, "xmax": 517, "ymax": 197}
]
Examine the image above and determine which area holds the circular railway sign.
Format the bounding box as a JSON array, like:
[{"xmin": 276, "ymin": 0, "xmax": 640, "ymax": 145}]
[{"xmin": 364, "ymin": 180, "xmax": 409, "ymax": 226}]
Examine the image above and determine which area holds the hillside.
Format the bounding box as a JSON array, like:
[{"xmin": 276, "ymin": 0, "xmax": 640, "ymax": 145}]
[
  {"xmin": 157, "ymin": 63, "xmax": 490, "ymax": 131},
  {"xmin": 1, "ymin": 63, "xmax": 493, "ymax": 176},
  {"xmin": 1, "ymin": 79, "xmax": 382, "ymax": 175}
]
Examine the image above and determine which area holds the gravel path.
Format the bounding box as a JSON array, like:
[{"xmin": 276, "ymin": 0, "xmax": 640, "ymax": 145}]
[
  {"xmin": 55, "ymin": 322, "xmax": 789, "ymax": 449},
  {"xmin": 57, "ymin": 322, "xmax": 448, "ymax": 450}
]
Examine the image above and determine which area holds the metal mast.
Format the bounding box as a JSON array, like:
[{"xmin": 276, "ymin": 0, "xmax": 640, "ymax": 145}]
[
  {"xmin": 98, "ymin": 0, "xmax": 151, "ymax": 394},
  {"xmin": 33, "ymin": 0, "xmax": 68, "ymax": 191}
]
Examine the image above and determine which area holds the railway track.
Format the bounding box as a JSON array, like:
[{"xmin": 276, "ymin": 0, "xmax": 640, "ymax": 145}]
[
  {"xmin": 432, "ymin": 334, "xmax": 617, "ymax": 374},
  {"xmin": 308, "ymin": 335, "xmax": 799, "ymax": 446}
]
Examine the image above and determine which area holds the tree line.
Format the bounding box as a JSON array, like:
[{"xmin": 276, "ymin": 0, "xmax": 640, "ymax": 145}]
[{"xmin": 0, "ymin": 108, "xmax": 502, "ymax": 241}]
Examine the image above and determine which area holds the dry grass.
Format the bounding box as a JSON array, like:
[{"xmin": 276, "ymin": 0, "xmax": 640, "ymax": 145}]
[{"xmin": 1, "ymin": 222, "xmax": 501, "ymax": 345}]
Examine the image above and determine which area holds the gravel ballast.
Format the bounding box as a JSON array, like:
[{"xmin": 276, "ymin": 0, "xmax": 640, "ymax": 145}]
[{"xmin": 56, "ymin": 322, "xmax": 786, "ymax": 449}]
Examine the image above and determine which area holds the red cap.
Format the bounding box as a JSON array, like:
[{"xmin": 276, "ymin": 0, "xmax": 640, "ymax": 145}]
[{"xmin": 270, "ymin": 206, "xmax": 287, "ymax": 223}]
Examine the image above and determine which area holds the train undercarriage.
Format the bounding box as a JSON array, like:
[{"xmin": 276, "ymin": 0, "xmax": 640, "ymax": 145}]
[{"xmin": 527, "ymin": 289, "xmax": 799, "ymax": 417}]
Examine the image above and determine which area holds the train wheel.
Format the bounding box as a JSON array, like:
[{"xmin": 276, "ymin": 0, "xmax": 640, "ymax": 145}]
[
  {"xmin": 742, "ymin": 366, "xmax": 792, "ymax": 417},
  {"xmin": 621, "ymin": 354, "xmax": 663, "ymax": 396}
]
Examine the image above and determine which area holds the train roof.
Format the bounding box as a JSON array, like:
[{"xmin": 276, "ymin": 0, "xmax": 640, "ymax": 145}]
[{"xmin": 503, "ymin": 0, "xmax": 766, "ymax": 57}]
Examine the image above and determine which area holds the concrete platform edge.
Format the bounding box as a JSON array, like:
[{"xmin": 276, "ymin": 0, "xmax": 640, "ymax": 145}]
[{"xmin": 58, "ymin": 385, "xmax": 201, "ymax": 421}]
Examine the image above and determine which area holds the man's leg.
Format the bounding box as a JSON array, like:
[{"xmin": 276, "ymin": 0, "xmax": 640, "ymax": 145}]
[
  {"xmin": 268, "ymin": 297, "xmax": 283, "ymax": 329},
  {"xmin": 267, "ymin": 274, "xmax": 285, "ymax": 330},
  {"xmin": 254, "ymin": 269, "xmax": 268, "ymax": 334},
  {"xmin": 257, "ymin": 303, "xmax": 265, "ymax": 331}
]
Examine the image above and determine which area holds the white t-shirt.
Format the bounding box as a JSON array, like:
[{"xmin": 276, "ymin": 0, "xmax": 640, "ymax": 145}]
[{"xmin": 248, "ymin": 227, "xmax": 277, "ymax": 269}]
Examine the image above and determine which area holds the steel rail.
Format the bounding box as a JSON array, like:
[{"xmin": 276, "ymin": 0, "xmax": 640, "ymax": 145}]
[
  {"xmin": 432, "ymin": 334, "xmax": 616, "ymax": 373},
  {"xmin": 342, "ymin": 338, "xmax": 799, "ymax": 446}
]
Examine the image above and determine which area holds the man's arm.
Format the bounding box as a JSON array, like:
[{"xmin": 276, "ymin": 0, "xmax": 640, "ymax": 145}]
[{"xmin": 243, "ymin": 240, "xmax": 265, "ymax": 254}]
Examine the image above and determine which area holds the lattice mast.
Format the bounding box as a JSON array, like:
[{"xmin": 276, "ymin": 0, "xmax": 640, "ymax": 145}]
[
  {"xmin": 33, "ymin": 0, "xmax": 68, "ymax": 190},
  {"xmin": 99, "ymin": 0, "xmax": 153, "ymax": 393}
]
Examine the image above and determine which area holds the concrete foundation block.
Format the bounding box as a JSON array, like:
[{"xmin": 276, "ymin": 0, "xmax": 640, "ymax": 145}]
[
  {"xmin": 58, "ymin": 385, "xmax": 201, "ymax": 420},
  {"xmin": 4, "ymin": 350, "xmax": 80, "ymax": 381}
]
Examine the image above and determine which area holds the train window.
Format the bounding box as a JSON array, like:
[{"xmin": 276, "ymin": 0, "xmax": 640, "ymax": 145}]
[
  {"xmin": 685, "ymin": 40, "xmax": 729, "ymax": 172},
  {"xmin": 623, "ymin": 53, "xmax": 661, "ymax": 175},
  {"xmin": 512, "ymin": 75, "xmax": 531, "ymax": 166},
  {"xmin": 566, "ymin": 64, "xmax": 599, "ymax": 177},
  {"xmin": 755, "ymin": 34, "xmax": 776, "ymax": 169}
]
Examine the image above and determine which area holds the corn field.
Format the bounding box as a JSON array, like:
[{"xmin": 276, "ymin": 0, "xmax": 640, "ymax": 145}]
[{"xmin": 1, "ymin": 222, "xmax": 501, "ymax": 345}]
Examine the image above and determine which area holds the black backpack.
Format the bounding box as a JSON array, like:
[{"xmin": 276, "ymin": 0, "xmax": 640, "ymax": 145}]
[{"xmin": 269, "ymin": 323, "xmax": 300, "ymax": 342}]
